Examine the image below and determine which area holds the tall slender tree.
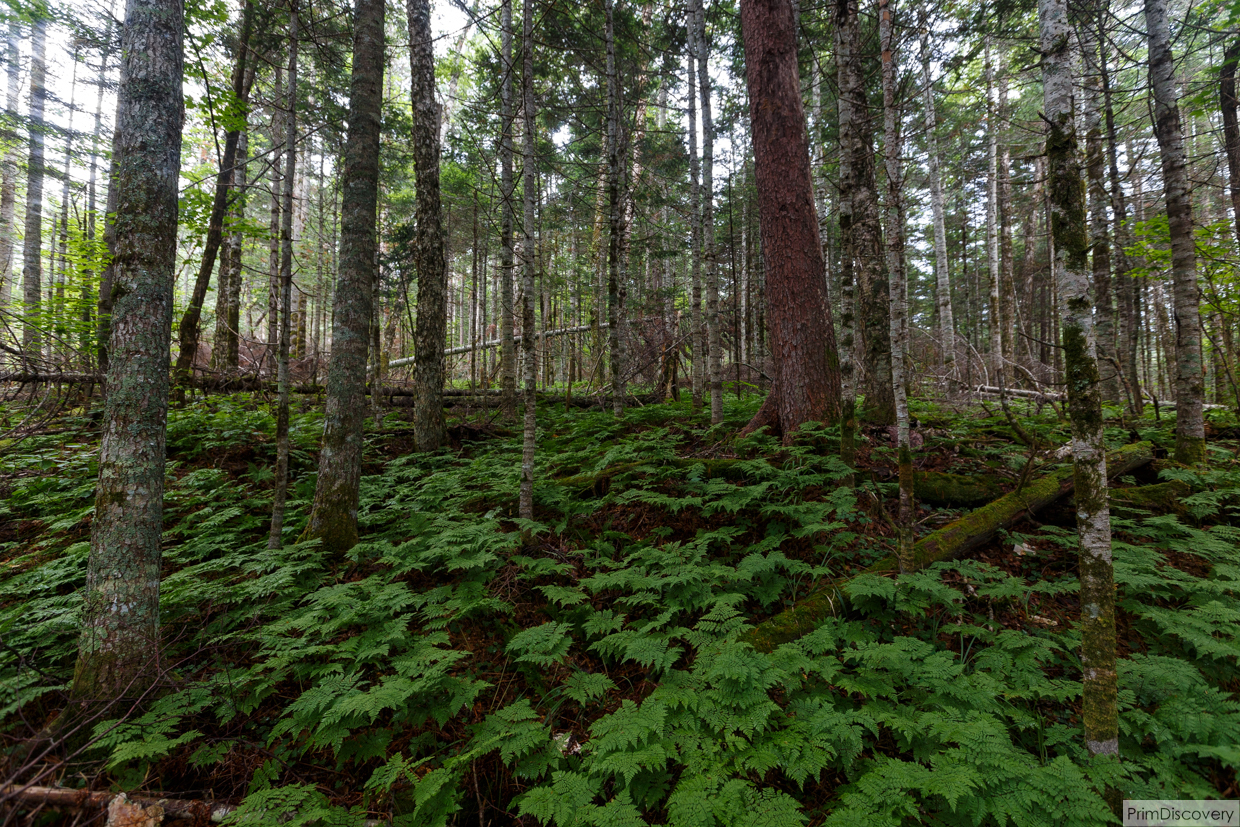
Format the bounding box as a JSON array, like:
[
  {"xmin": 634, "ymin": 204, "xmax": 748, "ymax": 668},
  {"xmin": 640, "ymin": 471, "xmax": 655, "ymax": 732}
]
[
  {"xmin": 1144, "ymin": 0, "xmax": 1204, "ymax": 464},
  {"xmin": 71, "ymin": 0, "xmax": 184, "ymax": 701},
  {"xmin": 301, "ymin": 0, "xmax": 385, "ymax": 552},
  {"xmin": 409, "ymin": 0, "xmax": 448, "ymax": 451},
  {"xmin": 498, "ymin": 0, "xmax": 517, "ymax": 421},
  {"xmin": 0, "ymin": 23, "xmax": 19, "ymax": 313},
  {"xmin": 21, "ymin": 16, "xmax": 47, "ymax": 362},
  {"xmin": 697, "ymin": 0, "xmax": 722, "ymax": 423},
  {"xmin": 1040, "ymin": 0, "xmax": 1117, "ymax": 762},
  {"xmin": 920, "ymin": 27, "xmax": 954, "ymax": 366},
  {"xmin": 519, "ymin": 0, "xmax": 537, "ymax": 517}
]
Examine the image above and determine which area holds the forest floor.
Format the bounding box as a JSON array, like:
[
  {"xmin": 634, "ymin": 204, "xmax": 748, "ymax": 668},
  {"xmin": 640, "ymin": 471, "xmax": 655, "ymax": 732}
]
[{"xmin": 1, "ymin": 389, "xmax": 1239, "ymax": 825}]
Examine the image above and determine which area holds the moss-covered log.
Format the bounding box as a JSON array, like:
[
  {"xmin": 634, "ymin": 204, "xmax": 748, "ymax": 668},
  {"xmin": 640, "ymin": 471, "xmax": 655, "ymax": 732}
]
[
  {"xmin": 1108, "ymin": 479, "xmax": 1191, "ymax": 515},
  {"xmin": 913, "ymin": 473, "xmax": 1002, "ymax": 508},
  {"xmin": 744, "ymin": 441, "xmax": 1154, "ymax": 652}
]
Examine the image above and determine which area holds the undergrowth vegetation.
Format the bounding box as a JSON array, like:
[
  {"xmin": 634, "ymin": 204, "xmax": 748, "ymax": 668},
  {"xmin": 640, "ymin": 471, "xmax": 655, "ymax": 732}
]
[{"xmin": 2, "ymin": 394, "xmax": 1239, "ymax": 824}]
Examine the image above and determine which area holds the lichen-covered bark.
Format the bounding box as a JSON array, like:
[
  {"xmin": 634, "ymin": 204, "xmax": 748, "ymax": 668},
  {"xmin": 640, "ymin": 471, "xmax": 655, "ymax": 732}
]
[
  {"xmin": 519, "ymin": 0, "xmax": 538, "ymax": 518},
  {"xmin": 72, "ymin": 0, "xmax": 183, "ymax": 702},
  {"xmin": 409, "ymin": 0, "xmax": 448, "ymax": 451},
  {"xmin": 21, "ymin": 17, "xmax": 47, "ymax": 362},
  {"xmin": 1145, "ymin": 0, "xmax": 1205, "ymax": 465},
  {"xmin": 740, "ymin": 0, "xmax": 841, "ymax": 441},
  {"xmin": 1041, "ymin": 0, "xmax": 1117, "ymax": 760},
  {"xmin": 301, "ymin": 0, "xmax": 384, "ymax": 552}
]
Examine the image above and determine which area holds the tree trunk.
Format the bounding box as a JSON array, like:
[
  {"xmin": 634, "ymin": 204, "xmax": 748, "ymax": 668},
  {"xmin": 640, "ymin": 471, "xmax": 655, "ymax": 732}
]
[
  {"xmin": 268, "ymin": 3, "xmax": 299, "ymax": 549},
  {"xmin": 1080, "ymin": 22, "xmax": 1120, "ymax": 405},
  {"xmin": 173, "ymin": 3, "xmax": 254, "ymax": 388},
  {"xmin": 519, "ymin": 0, "xmax": 538, "ymax": 518},
  {"xmin": 409, "ymin": 0, "xmax": 448, "ymax": 451},
  {"xmin": 1221, "ymin": 38, "xmax": 1240, "ymax": 249},
  {"xmin": 300, "ymin": 0, "xmax": 383, "ymax": 553},
  {"xmin": 266, "ymin": 66, "xmax": 284, "ymax": 355},
  {"xmin": 71, "ymin": 0, "xmax": 183, "ymax": 703},
  {"xmin": 1041, "ymin": 0, "xmax": 1117, "ymax": 762},
  {"xmin": 499, "ymin": 0, "xmax": 517, "ymax": 421},
  {"xmin": 0, "ymin": 22, "xmax": 18, "ymax": 314},
  {"xmin": 740, "ymin": 0, "xmax": 842, "ymax": 441},
  {"xmin": 879, "ymin": 0, "xmax": 912, "ymax": 570},
  {"xmin": 835, "ymin": 0, "xmax": 859, "ymax": 472},
  {"xmin": 985, "ymin": 41, "xmax": 1002, "ymax": 385},
  {"xmin": 605, "ymin": 0, "xmax": 626, "ymax": 418},
  {"xmin": 1145, "ymin": 0, "xmax": 1204, "ymax": 464},
  {"xmin": 697, "ymin": 0, "xmax": 722, "ymax": 424},
  {"xmin": 21, "ymin": 17, "xmax": 47, "ymax": 363},
  {"xmin": 920, "ymin": 28, "xmax": 954, "ymax": 367},
  {"xmin": 686, "ymin": 16, "xmax": 703, "ymax": 411},
  {"xmin": 83, "ymin": 8, "xmax": 117, "ymax": 366}
]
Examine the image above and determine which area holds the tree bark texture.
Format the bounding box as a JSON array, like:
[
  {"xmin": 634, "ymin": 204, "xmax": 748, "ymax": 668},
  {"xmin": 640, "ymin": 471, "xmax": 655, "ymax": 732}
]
[
  {"xmin": 268, "ymin": 5, "xmax": 299, "ymax": 549},
  {"xmin": 920, "ymin": 29, "xmax": 954, "ymax": 366},
  {"xmin": 409, "ymin": 0, "xmax": 448, "ymax": 451},
  {"xmin": 0, "ymin": 23, "xmax": 19, "ymax": 312},
  {"xmin": 301, "ymin": 0, "xmax": 384, "ymax": 552},
  {"xmin": 740, "ymin": 0, "xmax": 841, "ymax": 441},
  {"xmin": 1041, "ymin": 0, "xmax": 1117, "ymax": 759},
  {"xmin": 605, "ymin": 0, "xmax": 626, "ymax": 418},
  {"xmin": 1144, "ymin": 0, "xmax": 1204, "ymax": 464},
  {"xmin": 697, "ymin": 0, "xmax": 722, "ymax": 424},
  {"xmin": 686, "ymin": 15, "xmax": 703, "ymax": 411},
  {"xmin": 21, "ymin": 17, "xmax": 47, "ymax": 361},
  {"xmin": 72, "ymin": 0, "xmax": 183, "ymax": 702},
  {"xmin": 1221, "ymin": 39, "xmax": 1240, "ymax": 249}
]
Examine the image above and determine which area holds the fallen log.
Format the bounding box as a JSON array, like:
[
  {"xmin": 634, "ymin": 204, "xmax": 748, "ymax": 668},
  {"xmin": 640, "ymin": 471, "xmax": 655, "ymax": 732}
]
[
  {"xmin": 743, "ymin": 441, "xmax": 1155, "ymax": 652},
  {"xmin": 1109, "ymin": 479, "xmax": 1191, "ymax": 516}
]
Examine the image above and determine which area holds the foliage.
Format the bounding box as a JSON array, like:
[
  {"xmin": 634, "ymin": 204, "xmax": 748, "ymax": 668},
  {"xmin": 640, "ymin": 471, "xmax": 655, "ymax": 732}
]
[{"xmin": 1, "ymin": 397, "xmax": 1238, "ymax": 823}]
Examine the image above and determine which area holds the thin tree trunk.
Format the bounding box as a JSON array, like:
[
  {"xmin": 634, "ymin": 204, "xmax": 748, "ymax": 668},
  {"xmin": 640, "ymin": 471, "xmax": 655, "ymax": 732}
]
[
  {"xmin": 1040, "ymin": 0, "xmax": 1117, "ymax": 765},
  {"xmin": 519, "ymin": 0, "xmax": 537, "ymax": 517},
  {"xmin": 300, "ymin": 0, "xmax": 383, "ymax": 552},
  {"xmin": 880, "ymin": 0, "xmax": 912, "ymax": 570},
  {"xmin": 0, "ymin": 22, "xmax": 18, "ymax": 313},
  {"xmin": 1144, "ymin": 0, "xmax": 1204, "ymax": 464},
  {"xmin": 82, "ymin": 8, "xmax": 117, "ymax": 366},
  {"xmin": 71, "ymin": 0, "xmax": 183, "ymax": 702},
  {"xmin": 54, "ymin": 45, "xmax": 80, "ymax": 363},
  {"xmin": 268, "ymin": 3, "xmax": 299, "ymax": 549},
  {"xmin": 985, "ymin": 41, "xmax": 1002, "ymax": 384},
  {"xmin": 499, "ymin": 0, "xmax": 517, "ymax": 421},
  {"xmin": 1221, "ymin": 39, "xmax": 1240, "ymax": 249},
  {"xmin": 409, "ymin": 0, "xmax": 448, "ymax": 451},
  {"xmin": 697, "ymin": 0, "xmax": 722, "ymax": 423},
  {"xmin": 687, "ymin": 16, "xmax": 703, "ymax": 411},
  {"xmin": 920, "ymin": 27, "xmax": 954, "ymax": 367},
  {"xmin": 266, "ymin": 65, "xmax": 284, "ymax": 354},
  {"xmin": 605, "ymin": 0, "xmax": 626, "ymax": 418},
  {"xmin": 174, "ymin": 2, "xmax": 254, "ymax": 387},
  {"xmin": 21, "ymin": 17, "xmax": 47, "ymax": 362}
]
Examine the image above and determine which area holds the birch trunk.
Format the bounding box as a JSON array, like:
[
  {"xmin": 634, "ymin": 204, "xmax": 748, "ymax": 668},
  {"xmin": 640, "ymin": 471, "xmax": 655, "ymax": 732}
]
[
  {"xmin": 1040, "ymin": 0, "xmax": 1117, "ymax": 761},
  {"xmin": 409, "ymin": 0, "xmax": 448, "ymax": 451},
  {"xmin": 21, "ymin": 17, "xmax": 47, "ymax": 362},
  {"xmin": 71, "ymin": 0, "xmax": 183, "ymax": 702},
  {"xmin": 1144, "ymin": 0, "xmax": 1205, "ymax": 464},
  {"xmin": 880, "ymin": 0, "xmax": 912, "ymax": 570},
  {"xmin": 268, "ymin": 4, "xmax": 298, "ymax": 549},
  {"xmin": 300, "ymin": 0, "xmax": 383, "ymax": 552}
]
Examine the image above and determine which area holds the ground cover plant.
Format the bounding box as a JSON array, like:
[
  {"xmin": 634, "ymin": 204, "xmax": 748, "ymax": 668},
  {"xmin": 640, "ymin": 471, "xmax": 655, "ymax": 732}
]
[{"xmin": 1, "ymin": 394, "xmax": 1239, "ymax": 824}]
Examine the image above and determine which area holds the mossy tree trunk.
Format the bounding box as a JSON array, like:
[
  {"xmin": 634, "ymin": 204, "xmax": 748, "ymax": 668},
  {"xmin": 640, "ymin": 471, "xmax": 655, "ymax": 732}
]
[
  {"xmin": 71, "ymin": 0, "xmax": 183, "ymax": 702},
  {"xmin": 1041, "ymin": 0, "xmax": 1117, "ymax": 760},
  {"xmin": 1144, "ymin": 0, "xmax": 1205, "ymax": 464},
  {"xmin": 301, "ymin": 0, "xmax": 384, "ymax": 552},
  {"xmin": 409, "ymin": 0, "xmax": 448, "ymax": 451},
  {"xmin": 739, "ymin": 0, "xmax": 841, "ymax": 442}
]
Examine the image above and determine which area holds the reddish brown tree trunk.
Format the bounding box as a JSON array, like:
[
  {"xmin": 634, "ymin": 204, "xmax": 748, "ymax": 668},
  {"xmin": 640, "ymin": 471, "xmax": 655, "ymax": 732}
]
[{"xmin": 740, "ymin": 0, "xmax": 841, "ymax": 441}]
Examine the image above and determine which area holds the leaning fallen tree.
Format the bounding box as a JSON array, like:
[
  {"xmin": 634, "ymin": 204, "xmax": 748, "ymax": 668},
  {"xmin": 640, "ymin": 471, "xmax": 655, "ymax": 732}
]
[{"xmin": 743, "ymin": 441, "xmax": 1155, "ymax": 652}]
